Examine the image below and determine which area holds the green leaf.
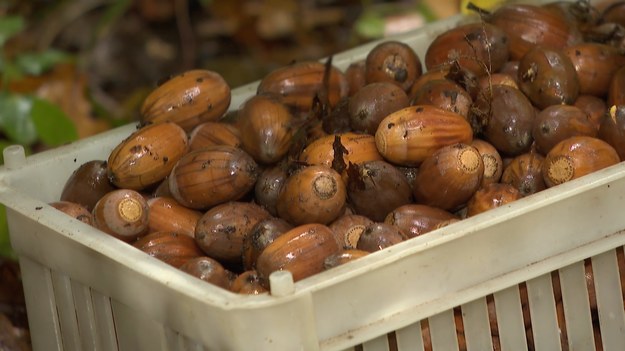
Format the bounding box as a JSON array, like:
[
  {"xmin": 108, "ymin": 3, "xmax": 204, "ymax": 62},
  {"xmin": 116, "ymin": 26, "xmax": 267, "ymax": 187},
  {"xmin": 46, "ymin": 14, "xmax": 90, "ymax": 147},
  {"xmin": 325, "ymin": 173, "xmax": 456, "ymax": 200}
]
[
  {"xmin": 0, "ymin": 16, "xmax": 25, "ymax": 47},
  {"xmin": 30, "ymin": 98, "xmax": 78, "ymax": 146},
  {"xmin": 0, "ymin": 204, "xmax": 14, "ymax": 259},
  {"xmin": 354, "ymin": 11, "xmax": 386, "ymax": 39},
  {"xmin": 15, "ymin": 50, "xmax": 71, "ymax": 76},
  {"xmin": 0, "ymin": 93, "xmax": 38, "ymax": 145}
]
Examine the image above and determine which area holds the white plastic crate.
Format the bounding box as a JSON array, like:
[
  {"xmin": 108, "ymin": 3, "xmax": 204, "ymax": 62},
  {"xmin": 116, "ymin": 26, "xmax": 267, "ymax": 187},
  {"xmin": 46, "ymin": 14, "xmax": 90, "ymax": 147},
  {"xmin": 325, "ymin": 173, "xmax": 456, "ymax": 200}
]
[{"xmin": 2, "ymin": 1, "xmax": 625, "ymax": 350}]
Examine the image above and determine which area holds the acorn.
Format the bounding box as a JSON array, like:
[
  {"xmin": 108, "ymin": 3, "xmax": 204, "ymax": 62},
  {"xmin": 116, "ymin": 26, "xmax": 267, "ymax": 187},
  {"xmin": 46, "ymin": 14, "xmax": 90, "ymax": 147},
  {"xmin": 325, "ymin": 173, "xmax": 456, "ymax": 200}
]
[
  {"xmin": 179, "ymin": 256, "xmax": 234, "ymax": 290},
  {"xmin": 574, "ymin": 95, "xmax": 607, "ymax": 130},
  {"xmin": 344, "ymin": 60, "xmax": 367, "ymax": 96},
  {"xmin": 323, "ymin": 250, "xmax": 369, "ymax": 269},
  {"xmin": 49, "ymin": 201, "xmax": 95, "ymax": 226},
  {"xmin": 92, "ymin": 189, "xmax": 150, "ymax": 242},
  {"xmin": 531, "ymin": 104, "xmax": 597, "ymax": 155},
  {"xmin": 299, "ymin": 133, "xmax": 382, "ymax": 171},
  {"xmin": 466, "ymin": 183, "xmax": 522, "ymax": 217},
  {"xmin": 356, "ymin": 222, "xmax": 407, "ymax": 252},
  {"xmin": 276, "ymin": 165, "xmax": 346, "ymax": 225},
  {"xmin": 230, "ymin": 270, "xmax": 268, "ymax": 295},
  {"xmin": 384, "ymin": 204, "xmax": 458, "ymax": 239},
  {"xmin": 168, "ymin": 145, "xmax": 258, "ymax": 210},
  {"xmin": 60, "ymin": 160, "xmax": 116, "ymax": 212},
  {"xmin": 518, "ymin": 46, "xmax": 580, "ymax": 109},
  {"xmin": 410, "ymin": 79, "xmax": 473, "ymax": 119},
  {"xmin": 257, "ymin": 61, "xmax": 348, "ymax": 114},
  {"xmin": 236, "ymin": 94, "xmax": 295, "ymax": 164},
  {"xmin": 365, "ymin": 41, "xmax": 422, "ymax": 92},
  {"xmin": 564, "ymin": 43, "xmax": 625, "ymax": 97},
  {"xmin": 107, "ymin": 121, "xmax": 188, "ymax": 191},
  {"xmin": 241, "ymin": 217, "xmax": 292, "ymax": 271},
  {"xmin": 542, "ymin": 136, "xmax": 620, "ymax": 188},
  {"xmin": 501, "ymin": 151, "xmax": 546, "ymax": 196},
  {"xmin": 375, "ymin": 105, "xmax": 473, "ymax": 166},
  {"xmin": 598, "ymin": 105, "xmax": 625, "ymax": 160},
  {"xmin": 471, "ymin": 139, "xmax": 503, "ymax": 188},
  {"xmin": 133, "ymin": 231, "xmax": 204, "ymax": 268},
  {"xmin": 140, "ymin": 69, "xmax": 231, "ymax": 132},
  {"xmin": 329, "ymin": 214, "xmax": 374, "ymax": 250},
  {"xmin": 608, "ymin": 66, "xmax": 625, "ymax": 107},
  {"xmin": 412, "ymin": 143, "xmax": 484, "ymax": 211},
  {"xmin": 346, "ymin": 160, "xmax": 413, "ymax": 222},
  {"xmin": 256, "ymin": 223, "xmax": 340, "ymax": 285},
  {"xmin": 254, "ymin": 165, "xmax": 288, "ymax": 217},
  {"xmin": 146, "ymin": 197, "xmax": 202, "ymax": 238},
  {"xmin": 471, "ymin": 84, "xmax": 536, "ymax": 156},
  {"xmin": 348, "ymin": 82, "xmax": 410, "ymax": 135},
  {"xmin": 194, "ymin": 202, "xmax": 271, "ymax": 265},
  {"xmin": 188, "ymin": 122, "xmax": 242, "ymax": 152},
  {"xmin": 425, "ymin": 22, "xmax": 509, "ymax": 77}
]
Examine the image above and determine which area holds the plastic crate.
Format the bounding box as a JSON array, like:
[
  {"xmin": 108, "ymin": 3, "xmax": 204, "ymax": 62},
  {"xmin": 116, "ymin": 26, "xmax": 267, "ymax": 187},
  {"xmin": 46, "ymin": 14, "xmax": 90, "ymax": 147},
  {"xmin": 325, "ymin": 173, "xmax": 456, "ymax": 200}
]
[{"xmin": 2, "ymin": 1, "xmax": 625, "ymax": 350}]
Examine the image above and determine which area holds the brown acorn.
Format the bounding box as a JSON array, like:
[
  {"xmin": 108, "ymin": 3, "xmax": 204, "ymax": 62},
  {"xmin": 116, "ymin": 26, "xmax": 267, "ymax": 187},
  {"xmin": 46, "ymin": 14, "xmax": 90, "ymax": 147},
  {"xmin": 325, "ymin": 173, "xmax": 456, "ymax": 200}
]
[
  {"xmin": 230, "ymin": 270, "xmax": 268, "ymax": 295},
  {"xmin": 375, "ymin": 105, "xmax": 473, "ymax": 166},
  {"xmin": 146, "ymin": 197, "xmax": 202, "ymax": 238},
  {"xmin": 472, "ymin": 84, "xmax": 536, "ymax": 156},
  {"xmin": 501, "ymin": 151, "xmax": 546, "ymax": 196},
  {"xmin": 466, "ymin": 183, "xmax": 522, "ymax": 217},
  {"xmin": 542, "ymin": 136, "xmax": 620, "ymax": 187},
  {"xmin": 344, "ymin": 60, "xmax": 367, "ymax": 96},
  {"xmin": 256, "ymin": 223, "xmax": 340, "ymax": 285},
  {"xmin": 476, "ymin": 74, "xmax": 518, "ymax": 93},
  {"xmin": 365, "ymin": 40, "xmax": 423, "ymax": 91},
  {"xmin": 356, "ymin": 222, "xmax": 407, "ymax": 252},
  {"xmin": 410, "ymin": 79, "xmax": 473, "ymax": 119},
  {"xmin": 348, "ymin": 82, "xmax": 410, "ymax": 134},
  {"xmin": 168, "ymin": 145, "xmax": 258, "ymax": 210},
  {"xmin": 276, "ymin": 165, "xmax": 346, "ymax": 225},
  {"xmin": 92, "ymin": 189, "xmax": 150, "ymax": 242},
  {"xmin": 608, "ymin": 66, "xmax": 625, "ymax": 107},
  {"xmin": 133, "ymin": 231, "xmax": 204, "ymax": 268},
  {"xmin": 49, "ymin": 201, "xmax": 95, "ymax": 226},
  {"xmin": 487, "ymin": 4, "xmax": 583, "ymax": 60},
  {"xmin": 564, "ymin": 43, "xmax": 625, "ymax": 97},
  {"xmin": 412, "ymin": 143, "xmax": 484, "ymax": 211},
  {"xmin": 188, "ymin": 122, "xmax": 242, "ymax": 152},
  {"xmin": 574, "ymin": 95, "xmax": 607, "ymax": 130},
  {"xmin": 60, "ymin": 160, "xmax": 116, "ymax": 212},
  {"xmin": 195, "ymin": 202, "xmax": 270, "ymax": 265},
  {"xmin": 328, "ymin": 214, "xmax": 374, "ymax": 249},
  {"xmin": 179, "ymin": 256, "xmax": 234, "ymax": 290},
  {"xmin": 532, "ymin": 104, "xmax": 597, "ymax": 155},
  {"xmin": 346, "ymin": 160, "xmax": 413, "ymax": 222},
  {"xmin": 257, "ymin": 61, "xmax": 348, "ymax": 114},
  {"xmin": 323, "ymin": 249, "xmax": 369, "ymax": 269},
  {"xmin": 384, "ymin": 204, "xmax": 458, "ymax": 239},
  {"xmin": 425, "ymin": 22, "xmax": 509, "ymax": 77},
  {"xmin": 471, "ymin": 139, "xmax": 503, "ymax": 188},
  {"xmin": 598, "ymin": 105, "xmax": 625, "ymax": 160},
  {"xmin": 518, "ymin": 46, "xmax": 580, "ymax": 109},
  {"xmin": 236, "ymin": 94, "xmax": 295, "ymax": 164},
  {"xmin": 140, "ymin": 69, "xmax": 231, "ymax": 132},
  {"xmin": 107, "ymin": 121, "xmax": 188, "ymax": 191},
  {"xmin": 241, "ymin": 217, "xmax": 292, "ymax": 271}
]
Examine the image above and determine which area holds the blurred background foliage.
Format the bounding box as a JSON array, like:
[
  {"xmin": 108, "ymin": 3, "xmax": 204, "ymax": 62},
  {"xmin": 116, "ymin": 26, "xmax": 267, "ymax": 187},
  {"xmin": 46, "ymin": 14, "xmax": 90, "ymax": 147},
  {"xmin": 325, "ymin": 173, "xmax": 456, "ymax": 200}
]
[{"xmin": 0, "ymin": 0, "xmax": 464, "ymax": 348}]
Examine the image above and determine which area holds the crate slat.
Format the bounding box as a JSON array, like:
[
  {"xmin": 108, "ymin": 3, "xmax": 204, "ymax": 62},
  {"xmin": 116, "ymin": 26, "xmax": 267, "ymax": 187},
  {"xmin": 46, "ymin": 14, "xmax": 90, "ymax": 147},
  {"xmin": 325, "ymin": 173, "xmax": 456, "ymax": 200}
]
[
  {"xmin": 429, "ymin": 309, "xmax": 459, "ymax": 351},
  {"xmin": 51, "ymin": 270, "xmax": 82, "ymax": 351},
  {"xmin": 71, "ymin": 280, "xmax": 99, "ymax": 350},
  {"xmin": 395, "ymin": 321, "xmax": 425, "ymax": 351},
  {"xmin": 526, "ymin": 273, "xmax": 562, "ymax": 351},
  {"xmin": 559, "ymin": 260, "xmax": 596, "ymax": 350},
  {"xmin": 112, "ymin": 300, "xmax": 167, "ymax": 351},
  {"xmin": 461, "ymin": 297, "xmax": 493, "ymax": 351},
  {"xmin": 18, "ymin": 256, "xmax": 64, "ymax": 351},
  {"xmin": 91, "ymin": 289, "xmax": 118, "ymax": 350},
  {"xmin": 493, "ymin": 286, "xmax": 527, "ymax": 351},
  {"xmin": 592, "ymin": 250, "xmax": 625, "ymax": 351},
  {"xmin": 361, "ymin": 333, "xmax": 390, "ymax": 351}
]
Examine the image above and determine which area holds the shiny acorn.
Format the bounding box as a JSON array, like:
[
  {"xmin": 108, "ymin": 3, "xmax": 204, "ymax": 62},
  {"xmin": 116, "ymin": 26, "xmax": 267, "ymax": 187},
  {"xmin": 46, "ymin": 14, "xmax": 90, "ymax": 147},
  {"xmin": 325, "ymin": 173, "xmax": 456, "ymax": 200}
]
[{"xmin": 92, "ymin": 188, "xmax": 150, "ymax": 242}]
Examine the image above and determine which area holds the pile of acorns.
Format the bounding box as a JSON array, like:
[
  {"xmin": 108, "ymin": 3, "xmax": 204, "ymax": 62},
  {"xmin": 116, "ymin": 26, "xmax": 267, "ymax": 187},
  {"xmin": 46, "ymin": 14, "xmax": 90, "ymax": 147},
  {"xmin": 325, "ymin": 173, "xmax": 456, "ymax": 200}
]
[{"xmin": 51, "ymin": 1, "xmax": 625, "ymax": 296}]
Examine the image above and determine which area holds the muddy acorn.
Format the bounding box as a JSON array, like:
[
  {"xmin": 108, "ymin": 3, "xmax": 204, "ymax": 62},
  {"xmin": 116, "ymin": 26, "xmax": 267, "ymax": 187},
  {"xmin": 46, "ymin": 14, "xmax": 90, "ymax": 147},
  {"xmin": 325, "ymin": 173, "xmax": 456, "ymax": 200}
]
[
  {"xmin": 501, "ymin": 151, "xmax": 546, "ymax": 196},
  {"xmin": 60, "ymin": 160, "xmax": 116, "ymax": 212},
  {"xmin": 356, "ymin": 222, "xmax": 407, "ymax": 252},
  {"xmin": 365, "ymin": 41, "xmax": 422, "ymax": 92},
  {"xmin": 532, "ymin": 104, "xmax": 597, "ymax": 155},
  {"xmin": 241, "ymin": 217, "xmax": 292, "ymax": 271},
  {"xmin": 384, "ymin": 204, "xmax": 458, "ymax": 239},
  {"xmin": 140, "ymin": 69, "xmax": 231, "ymax": 132},
  {"xmin": 107, "ymin": 121, "xmax": 188, "ymax": 191}
]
